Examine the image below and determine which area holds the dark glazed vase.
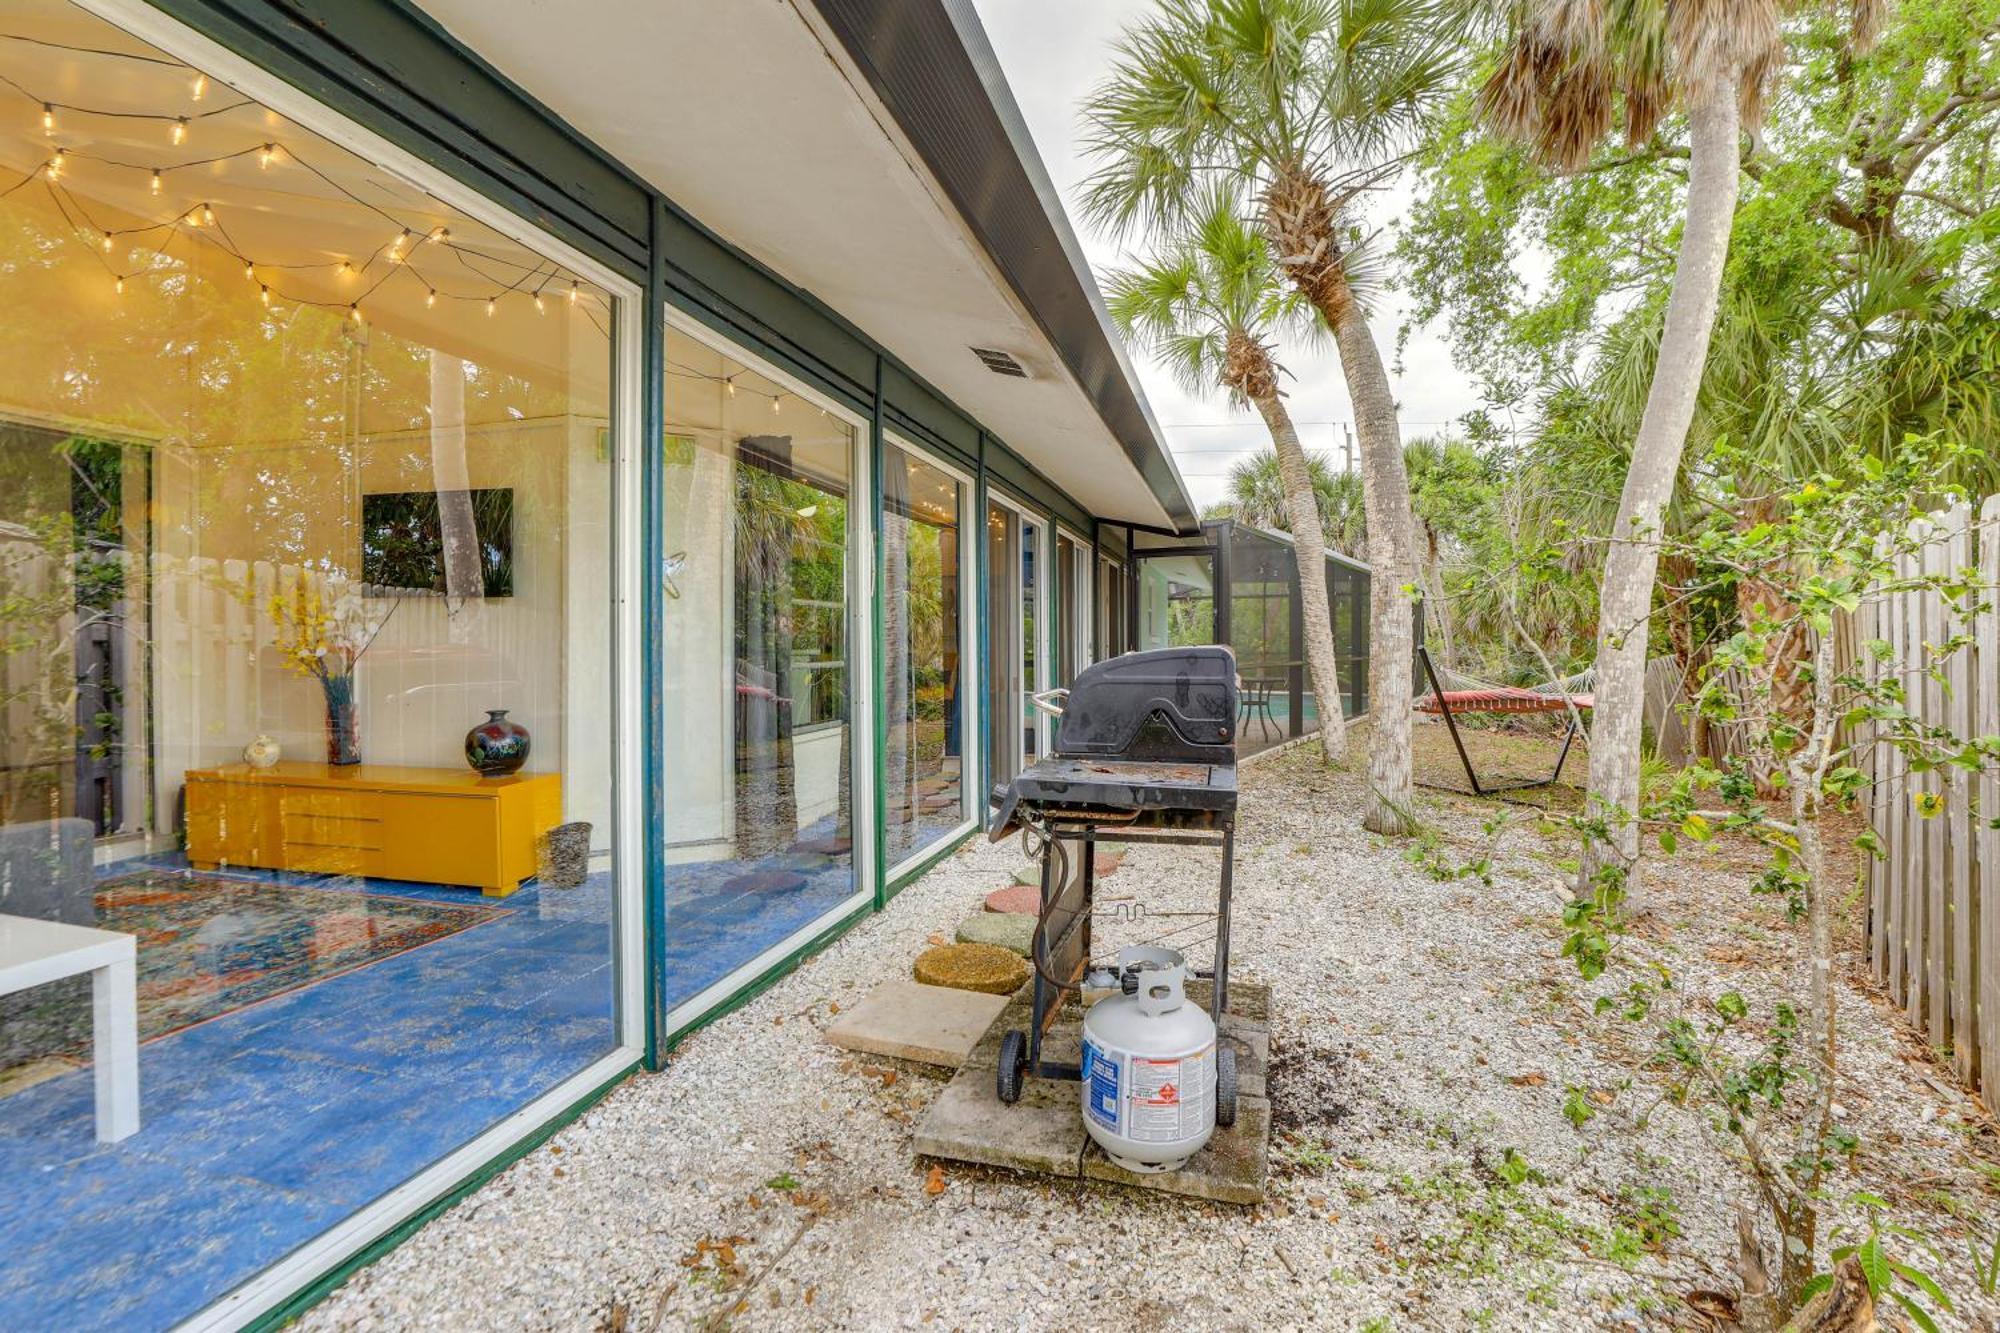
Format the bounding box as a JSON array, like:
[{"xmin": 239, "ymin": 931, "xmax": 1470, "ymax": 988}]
[{"xmin": 465, "ymin": 709, "xmax": 530, "ymax": 776}]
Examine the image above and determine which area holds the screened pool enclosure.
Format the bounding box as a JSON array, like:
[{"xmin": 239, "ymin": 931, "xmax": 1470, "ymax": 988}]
[{"xmin": 1120, "ymin": 519, "xmax": 1374, "ymax": 754}]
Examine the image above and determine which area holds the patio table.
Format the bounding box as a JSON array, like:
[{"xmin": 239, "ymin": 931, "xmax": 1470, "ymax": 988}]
[{"xmin": 0, "ymin": 912, "xmax": 140, "ymax": 1142}]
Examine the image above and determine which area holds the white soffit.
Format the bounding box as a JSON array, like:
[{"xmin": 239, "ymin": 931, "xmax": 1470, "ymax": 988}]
[{"xmin": 412, "ymin": 0, "xmax": 1174, "ymax": 527}]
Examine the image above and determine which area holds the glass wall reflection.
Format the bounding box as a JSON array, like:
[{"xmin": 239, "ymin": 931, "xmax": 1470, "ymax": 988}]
[
  {"xmin": 661, "ymin": 326, "xmax": 859, "ymax": 1013},
  {"xmin": 882, "ymin": 445, "xmax": 966, "ymax": 871}
]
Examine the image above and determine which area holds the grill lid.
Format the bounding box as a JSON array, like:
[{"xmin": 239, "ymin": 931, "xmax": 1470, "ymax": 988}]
[{"xmin": 1054, "ymin": 646, "xmax": 1238, "ymax": 766}]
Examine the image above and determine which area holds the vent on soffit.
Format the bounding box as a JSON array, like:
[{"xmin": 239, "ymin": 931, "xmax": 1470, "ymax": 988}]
[{"xmin": 969, "ymin": 346, "xmax": 1032, "ymax": 379}]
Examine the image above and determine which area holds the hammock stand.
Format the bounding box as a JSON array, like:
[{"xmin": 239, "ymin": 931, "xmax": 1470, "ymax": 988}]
[{"xmin": 1415, "ymin": 646, "xmax": 1591, "ymax": 797}]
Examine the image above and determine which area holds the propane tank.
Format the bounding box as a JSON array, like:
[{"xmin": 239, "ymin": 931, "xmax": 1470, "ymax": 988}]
[{"xmin": 1079, "ymin": 946, "xmax": 1217, "ymax": 1172}]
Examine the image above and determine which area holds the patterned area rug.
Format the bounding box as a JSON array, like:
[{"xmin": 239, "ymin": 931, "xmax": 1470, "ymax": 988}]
[{"xmin": 0, "ymin": 870, "xmax": 507, "ymax": 1085}]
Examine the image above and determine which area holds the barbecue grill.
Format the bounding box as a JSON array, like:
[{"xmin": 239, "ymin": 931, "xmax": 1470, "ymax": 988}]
[{"xmin": 987, "ymin": 645, "xmax": 1242, "ymax": 1125}]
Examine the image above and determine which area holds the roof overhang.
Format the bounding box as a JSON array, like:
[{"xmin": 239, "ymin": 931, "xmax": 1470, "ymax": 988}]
[{"xmin": 411, "ymin": 0, "xmax": 1197, "ymax": 531}]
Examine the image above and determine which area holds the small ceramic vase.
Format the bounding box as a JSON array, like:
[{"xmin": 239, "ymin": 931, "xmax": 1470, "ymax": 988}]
[
  {"xmin": 465, "ymin": 709, "xmax": 531, "ymax": 776},
  {"xmin": 243, "ymin": 734, "xmax": 282, "ymax": 769}
]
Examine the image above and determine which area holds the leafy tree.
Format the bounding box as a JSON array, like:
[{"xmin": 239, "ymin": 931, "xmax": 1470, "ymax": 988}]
[
  {"xmin": 1084, "ymin": 0, "xmax": 1464, "ymax": 833},
  {"xmin": 1214, "ymin": 446, "xmax": 1368, "ymax": 559},
  {"xmin": 1105, "ymin": 191, "xmax": 1352, "ymax": 766}
]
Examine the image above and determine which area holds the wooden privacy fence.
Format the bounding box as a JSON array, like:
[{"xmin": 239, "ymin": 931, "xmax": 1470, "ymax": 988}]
[{"xmin": 1866, "ymin": 496, "xmax": 2000, "ymax": 1104}]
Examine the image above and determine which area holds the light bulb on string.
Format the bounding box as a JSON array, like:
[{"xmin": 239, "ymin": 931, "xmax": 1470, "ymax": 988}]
[
  {"xmin": 389, "ymin": 230, "xmax": 409, "ymax": 262},
  {"xmin": 724, "ymin": 377, "xmax": 737, "ymax": 398},
  {"xmin": 114, "ymin": 276, "xmax": 123, "ymax": 296},
  {"xmin": 259, "ymin": 143, "xmax": 276, "ymax": 169},
  {"xmin": 568, "ymin": 280, "xmax": 579, "ymax": 304},
  {"xmin": 45, "ymin": 150, "xmax": 63, "ymax": 180},
  {"xmin": 191, "ymin": 73, "xmax": 208, "ymax": 102},
  {"xmin": 339, "ymin": 260, "xmax": 355, "ymax": 279},
  {"xmin": 41, "ymin": 103, "xmax": 53, "ymax": 134},
  {"xmin": 349, "ymin": 304, "xmax": 363, "ymax": 324},
  {"xmin": 150, "ymin": 169, "xmax": 162, "ymax": 195},
  {"xmin": 201, "ymin": 204, "xmax": 215, "ymax": 226},
  {"xmin": 101, "ymin": 231, "xmax": 115, "ymax": 252},
  {"xmin": 769, "ymin": 395, "xmax": 782, "ymax": 416},
  {"xmin": 171, "ymin": 117, "xmax": 188, "ymax": 146},
  {"xmin": 259, "ymin": 284, "xmax": 270, "ymax": 307},
  {"xmin": 243, "ymin": 261, "xmax": 254, "ymax": 280},
  {"xmin": 425, "ymin": 289, "xmax": 437, "ymax": 309},
  {"xmin": 534, "ymin": 292, "xmax": 545, "ymax": 315},
  {"xmin": 485, "ymin": 297, "xmax": 497, "ymax": 317}
]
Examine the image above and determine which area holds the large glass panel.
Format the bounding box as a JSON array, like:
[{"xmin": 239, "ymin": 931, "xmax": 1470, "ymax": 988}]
[
  {"xmin": 1230, "ymin": 528, "xmax": 1299, "ymax": 748},
  {"xmin": 0, "ymin": 6, "xmax": 623, "ymax": 1326},
  {"xmin": 882, "ymin": 445, "xmax": 966, "ymax": 870},
  {"xmin": 1098, "ymin": 555, "xmax": 1127, "ymax": 658},
  {"xmin": 1021, "ymin": 519, "xmax": 1043, "ymax": 759},
  {"xmin": 660, "ymin": 325, "xmax": 859, "ymax": 1014},
  {"xmin": 985, "ymin": 501, "xmax": 1021, "ymax": 787},
  {"xmin": 1136, "ymin": 553, "xmax": 1217, "ymax": 650},
  {"xmin": 1055, "ymin": 532, "xmax": 1080, "ymax": 688}
]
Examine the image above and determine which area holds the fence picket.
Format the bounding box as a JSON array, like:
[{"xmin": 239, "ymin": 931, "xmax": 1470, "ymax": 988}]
[{"xmin": 1868, "ymin": 500, "xmax": 1996, "ymax": 1105}]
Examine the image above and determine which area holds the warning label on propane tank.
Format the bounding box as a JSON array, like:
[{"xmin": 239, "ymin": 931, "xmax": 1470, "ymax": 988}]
[
  {"xmin": 1128, "ymin": 1045, "xmax": 1215, "ymax": 1143},
  {"xmin": 1082, "ymin": 1038, "xmax": 1119, "ymax": 1130}
]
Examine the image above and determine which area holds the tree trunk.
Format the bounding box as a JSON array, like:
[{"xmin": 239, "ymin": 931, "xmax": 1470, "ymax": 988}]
[
  {"xmin": 1328, "ymin": 296, "xmax": 1419, "ymax": 834},
  {"xmin": 1578, "ymin": 75, "xmax": 1741, "ymax": 898},
  {"xmin": 1424, "ymin": 522, "xmax": 1457, "ymax": 672},
  {"xmin": 1250, "ymin": 391, "xmax": 1348, "ymax": 766}
]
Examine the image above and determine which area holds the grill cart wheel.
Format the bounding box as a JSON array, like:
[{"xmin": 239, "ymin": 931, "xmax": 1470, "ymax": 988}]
[
  {"xmin": 1215, "ymin": 1046, "xmax": 1239, "ymax": 1128},
  {"xmin": 996, "ymin": 1029, "xmax": 1028, "ymax": 1104}
]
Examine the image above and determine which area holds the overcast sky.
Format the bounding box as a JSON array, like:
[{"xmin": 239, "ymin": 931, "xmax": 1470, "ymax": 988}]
[{"xmin": 969, "ymin": 0, "xmax": 1484, "ymax": 512}]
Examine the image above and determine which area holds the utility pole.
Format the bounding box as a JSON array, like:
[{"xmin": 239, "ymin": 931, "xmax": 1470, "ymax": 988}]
[{"xmin": 1341, "ymin": 424, "xmax": 1355, "ymax": 473}]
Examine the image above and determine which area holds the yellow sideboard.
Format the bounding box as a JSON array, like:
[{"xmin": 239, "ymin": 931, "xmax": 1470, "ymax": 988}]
[{"xmin": 184, "ymin": 761, "xmax": 563, "ymax": 897}]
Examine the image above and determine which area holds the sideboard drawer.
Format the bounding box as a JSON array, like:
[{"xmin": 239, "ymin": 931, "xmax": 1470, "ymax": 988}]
[{"xmin": 383, "ymin": 796, "xmax": 503, "ymax": 890}]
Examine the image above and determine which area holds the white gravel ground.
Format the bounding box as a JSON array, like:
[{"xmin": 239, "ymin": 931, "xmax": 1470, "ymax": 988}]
[{"xmin": 304, "ymin": 733, "xmax": 2000, "ymax": 1331}]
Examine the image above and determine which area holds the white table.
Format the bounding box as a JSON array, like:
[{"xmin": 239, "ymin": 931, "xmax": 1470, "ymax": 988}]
[{"xmin": 0, "ymin": 913, "xmax": 140, "ymax": 1142}]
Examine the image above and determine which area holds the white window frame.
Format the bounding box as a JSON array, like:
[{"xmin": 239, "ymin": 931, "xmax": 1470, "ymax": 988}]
[
  {"xmin": 659, "ymin": 308, "xmax": 877, "ymax": 1035},
  {"xmin": 881, "ymin": 435, "xmax": 978, "ymax": 885},
  {"xmin": 985, "ymin": 489, "xmax": 1050, "ymax": 776},
  {"xmin": 69, "ymin": 4, "xmax": 646, "ymax": 1330},
  {"xmin": 1055, "ymin": 524, "xmax": 1093, "ymax": 677}
]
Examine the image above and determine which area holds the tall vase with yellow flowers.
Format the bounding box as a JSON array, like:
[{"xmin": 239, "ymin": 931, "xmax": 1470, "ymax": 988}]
[{"xmin": 267, "ymin": 573, "xmax": 397, "ymax": 767}]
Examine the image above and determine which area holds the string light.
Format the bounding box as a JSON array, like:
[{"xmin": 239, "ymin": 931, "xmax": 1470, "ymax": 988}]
[
  {"xmin": 769, "ymin": 395, "xmax": 782, "ymax": 416},
  {"xmin": 724, "ymin": 377, "xmax": 737, "ymax": 398},
  {"xmin": 10, "ymin": 84, "xmax": 606, "ymax": 329}
]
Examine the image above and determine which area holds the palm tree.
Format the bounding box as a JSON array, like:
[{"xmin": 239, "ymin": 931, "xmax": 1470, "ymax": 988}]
[
  {"xmin": 1084, "ymin": 0, "xmax": 1462, "ymax": 835},
  {"xmin": 1478, "ymin": 0, "xmax": 1800, "ymax": 896},
  {"xmin": 1105, "ymin": 192, "xmax": 1351, "ymax": 767},
  {"xmin": 1221, "ymin": 447, "xmax": 1367, "ymax": 558}
]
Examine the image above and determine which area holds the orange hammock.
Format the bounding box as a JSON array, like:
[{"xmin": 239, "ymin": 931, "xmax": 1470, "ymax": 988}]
[
  {"xmin": 1414, "ymin": 648, "xmax": 1589, "ymax": 796},
  {"xmin": 1416, "ymin": 686, "xmax": 1594, "ymax": 715}
]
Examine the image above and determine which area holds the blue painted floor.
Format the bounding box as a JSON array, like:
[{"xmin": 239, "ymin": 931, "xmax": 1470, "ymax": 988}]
[{"xmin": 0, "ymin": 858, "xmax": 617, "ymax": 1332}]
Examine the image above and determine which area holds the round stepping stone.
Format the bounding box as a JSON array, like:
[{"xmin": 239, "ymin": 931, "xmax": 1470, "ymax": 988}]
[
  {"xmin": 984, "ymin": 883, "xmax": 1040, "ymax": 915},
  {"xmin": 913, "ymin": 942, "xmax": 1029, "ymax": 996},
  {"xmin": 792, "ymin": 835, "xmax": 852, "ymax": 856},
  {"xmin": 1093, "ymin": 853, "xmax": 1123, "ymax": 877},
  {"xmin": 1012, "ymin": 865, "xmax": 1040, "ymax": 887},
  {"xmin": 955, "ymin": 911, "xmax": 1037, "ymax": 957},
  {"xmin": 721, "ymin": 868, "xmax": 806, "ymax": 895}
]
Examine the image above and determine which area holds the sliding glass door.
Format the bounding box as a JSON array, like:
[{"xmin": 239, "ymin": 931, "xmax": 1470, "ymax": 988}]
[
  {"xmin": 660, "ymin": 318, "xmax": 871, "ymax": 1024},
  {"xmin": 881, "ymin": 440, "xmax": 973, "ymax": 878},
  {"xmin": 983, "ymin": 495, "xmax": 1047, "ymax": 790}
]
